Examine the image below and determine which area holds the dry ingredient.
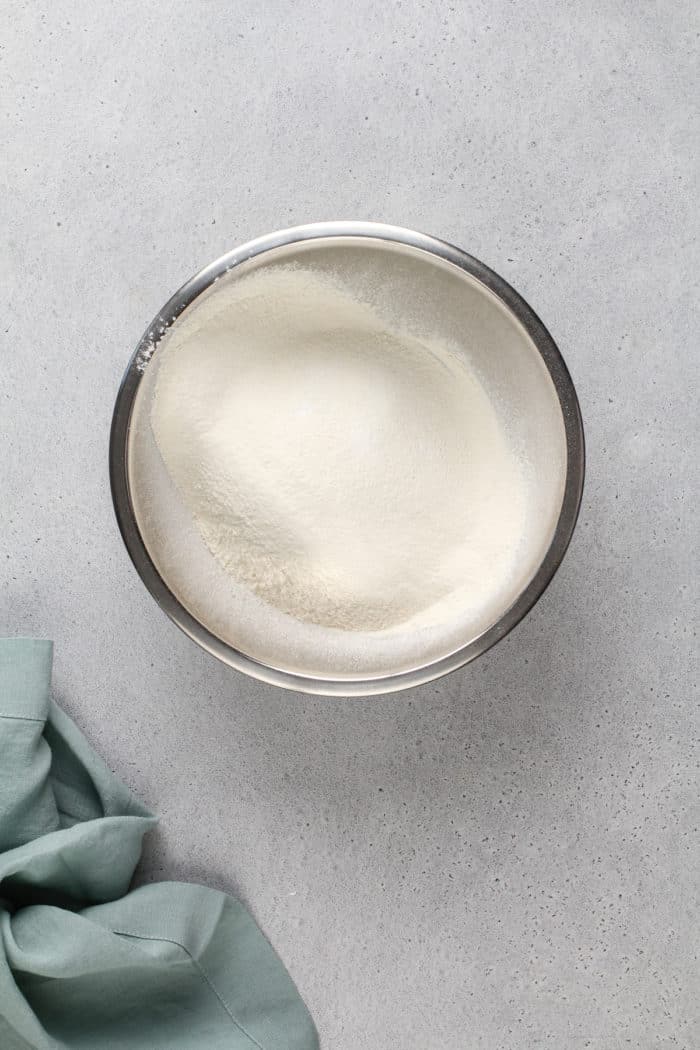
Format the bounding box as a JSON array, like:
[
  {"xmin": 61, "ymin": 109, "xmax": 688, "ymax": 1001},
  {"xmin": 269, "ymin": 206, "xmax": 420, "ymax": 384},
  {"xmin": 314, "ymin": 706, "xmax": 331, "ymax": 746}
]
[{"xmin": 150, "ymin": 266, "xmax": 528, "ymax": 637}]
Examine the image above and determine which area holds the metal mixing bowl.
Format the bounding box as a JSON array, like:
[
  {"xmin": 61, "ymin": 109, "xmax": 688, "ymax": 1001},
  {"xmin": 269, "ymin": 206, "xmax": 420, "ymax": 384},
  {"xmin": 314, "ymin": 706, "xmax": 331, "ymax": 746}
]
[{"xmin": 110, "ymin": 222, "xmax": 584, "ymax": 695}]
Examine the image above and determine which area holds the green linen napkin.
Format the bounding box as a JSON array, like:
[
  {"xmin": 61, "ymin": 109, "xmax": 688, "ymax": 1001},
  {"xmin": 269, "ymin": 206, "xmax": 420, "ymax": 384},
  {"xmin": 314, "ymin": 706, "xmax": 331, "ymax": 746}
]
[{"xmin": 0, "ymin": 638, "xmax": 318, "ymax": 1050}]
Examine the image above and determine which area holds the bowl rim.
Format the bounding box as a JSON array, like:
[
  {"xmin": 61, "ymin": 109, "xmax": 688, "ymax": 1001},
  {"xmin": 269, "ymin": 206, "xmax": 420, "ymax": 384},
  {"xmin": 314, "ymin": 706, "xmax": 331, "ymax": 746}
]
[{"xmin": 109, "ymin": 221, "xmax": 585, "ymax": 695}]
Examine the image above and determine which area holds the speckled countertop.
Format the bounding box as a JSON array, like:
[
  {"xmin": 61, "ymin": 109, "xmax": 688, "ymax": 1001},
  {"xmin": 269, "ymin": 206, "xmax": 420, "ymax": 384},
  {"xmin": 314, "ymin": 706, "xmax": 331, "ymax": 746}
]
[{"xmin": 2, "ymin": 3, "xmax": 698, "ymax": 1047}]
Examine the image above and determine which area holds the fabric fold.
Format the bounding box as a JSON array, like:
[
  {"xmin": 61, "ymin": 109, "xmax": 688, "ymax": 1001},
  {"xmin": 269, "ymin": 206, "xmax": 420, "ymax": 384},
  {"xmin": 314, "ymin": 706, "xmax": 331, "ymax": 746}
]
[{"xmin": 0, "ymin": 639, "xmax": 317, "ymax": 1050}]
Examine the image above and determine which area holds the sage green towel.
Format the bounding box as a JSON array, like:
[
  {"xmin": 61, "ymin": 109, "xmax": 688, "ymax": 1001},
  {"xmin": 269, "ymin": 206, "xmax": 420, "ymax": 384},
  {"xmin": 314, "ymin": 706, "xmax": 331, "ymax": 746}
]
[{"xmin": 0, "ymin": 639, "xmax": 318, "ymax": 1050}]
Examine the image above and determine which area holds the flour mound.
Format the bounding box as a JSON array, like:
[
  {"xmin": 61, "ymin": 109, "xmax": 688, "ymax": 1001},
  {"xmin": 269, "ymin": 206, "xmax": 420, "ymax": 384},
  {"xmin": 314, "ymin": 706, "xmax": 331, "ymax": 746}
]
[{"xmin": 150, "ymin": 267, "xmax": 527, "ymax": 635}]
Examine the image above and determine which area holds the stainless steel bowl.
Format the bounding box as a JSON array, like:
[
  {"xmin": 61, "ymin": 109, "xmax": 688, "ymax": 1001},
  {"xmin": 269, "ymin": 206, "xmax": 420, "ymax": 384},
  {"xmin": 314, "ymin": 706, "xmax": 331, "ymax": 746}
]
[{"xmin": 110, "ymin": 222, "xmax": 584, "ymax": 695}]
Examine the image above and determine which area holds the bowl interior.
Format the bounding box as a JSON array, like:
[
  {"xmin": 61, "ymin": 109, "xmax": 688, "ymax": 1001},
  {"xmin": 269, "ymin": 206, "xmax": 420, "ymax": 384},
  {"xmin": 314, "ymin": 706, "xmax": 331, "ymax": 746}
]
[{"xmin": 125, "ymin": 234, "xmax": 569, "ymax": 684}]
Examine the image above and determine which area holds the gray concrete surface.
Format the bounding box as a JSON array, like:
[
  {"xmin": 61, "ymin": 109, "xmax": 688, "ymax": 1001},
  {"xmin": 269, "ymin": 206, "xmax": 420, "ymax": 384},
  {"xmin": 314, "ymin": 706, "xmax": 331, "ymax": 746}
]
[{"xmin": 2, "ymin": 2, "xmax": 698, "ymax": 1047}]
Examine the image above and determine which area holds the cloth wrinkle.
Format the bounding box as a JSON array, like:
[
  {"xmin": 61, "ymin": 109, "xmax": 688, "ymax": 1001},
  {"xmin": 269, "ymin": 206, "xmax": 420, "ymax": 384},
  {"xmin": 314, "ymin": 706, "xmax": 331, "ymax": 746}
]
[
  {"xmin": 114, "ymin": 930, "xmax": 268, "ymax": 1050},
  {"xmin": 0, "ymin": 638, "xmax": 318, "ymax": 1050}
]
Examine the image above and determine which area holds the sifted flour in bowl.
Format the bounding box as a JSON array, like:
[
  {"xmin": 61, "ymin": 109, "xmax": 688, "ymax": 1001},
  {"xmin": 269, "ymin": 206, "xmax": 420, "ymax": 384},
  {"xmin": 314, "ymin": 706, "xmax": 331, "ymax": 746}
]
[{"xmin": 149, "ymin": 266, "xmax": 528, "ymax": 638}]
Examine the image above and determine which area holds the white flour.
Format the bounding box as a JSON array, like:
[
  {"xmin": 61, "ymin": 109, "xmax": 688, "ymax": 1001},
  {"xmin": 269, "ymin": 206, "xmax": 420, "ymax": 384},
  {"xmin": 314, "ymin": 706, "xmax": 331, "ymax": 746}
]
[{"xmin": 150, "ymin": 266, "xmax": 528, "ymax": 636}]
